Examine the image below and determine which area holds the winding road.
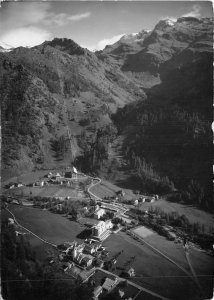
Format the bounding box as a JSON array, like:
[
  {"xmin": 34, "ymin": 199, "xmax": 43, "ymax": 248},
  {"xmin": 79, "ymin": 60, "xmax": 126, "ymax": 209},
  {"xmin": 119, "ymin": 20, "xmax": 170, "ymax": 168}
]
[{"xmin": 87, "ymin": 177, "xmax": 102, "ymax": 200}]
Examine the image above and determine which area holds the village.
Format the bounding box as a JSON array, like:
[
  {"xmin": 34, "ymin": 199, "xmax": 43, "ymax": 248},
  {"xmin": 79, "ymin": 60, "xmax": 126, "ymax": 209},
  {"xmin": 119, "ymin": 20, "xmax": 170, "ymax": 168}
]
[{"xmin": 3, "ymin": 166, "xmax": 214, "ymax": 300}]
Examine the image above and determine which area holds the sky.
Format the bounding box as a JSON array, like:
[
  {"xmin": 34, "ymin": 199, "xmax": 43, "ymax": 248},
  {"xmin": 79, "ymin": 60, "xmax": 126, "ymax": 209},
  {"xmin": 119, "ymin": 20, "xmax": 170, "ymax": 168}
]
[{"xmin": 0, "ymin": 1, "xmax": 212, "ymax": 51}]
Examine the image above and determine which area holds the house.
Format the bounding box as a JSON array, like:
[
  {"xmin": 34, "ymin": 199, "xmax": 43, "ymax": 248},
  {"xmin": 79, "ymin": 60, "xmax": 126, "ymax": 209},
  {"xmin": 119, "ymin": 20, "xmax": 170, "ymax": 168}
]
[
  {"xmin": 75, "ymin": 253, "xmax": 84, "ymax": 264},
  {"xmin": 8, "ymin": 218, "xmax": 15, "ymax": 225},
  {"xmin": 83, "ymin": 206, "xmax": 88, "ymax": 212},
  {"xmin": 92, "ymin": 220, "xmax": 113, "ymax": 240},
  {"xmin": 93, "ymin": 241, "xmax": 102, "ymax": 251},
  {"xmin": 127, "ymin": 268, "xmax": 135, "ymax": 277},
  {"xmin": 116, "ymin": 190, "xmax": 125, "ymax": 197},
  {"xmin": 17, "ymin": 183, "xmax": 23, "ymax": 188},
  {"xmin": 95, "ymin": 259, "xmax": 104, "ymax": 268},
  {"xmin": 102, "ymin": 277, "xmax": 118, "ymax": 292},
  {"xmin": 81, "ymin": 256, "xmax": 93, "ymax": 267},
  {"xmin": 105, "ymin": 220, "xmax": 113, "ymax": 230},
  {"xmin": 93, "ymin": 286, "xmax": 103, "ymax": 299},
  {"xmin": 59, "ymin": 253, "xmax": 65, "ymax": 261},
  {"xmin": 94, "ymin": 208, "xmax": 105, "ymax": 220},
  {"xmin": 134, "ymin": 199, "xmax": 138, "ymax": 206},
  {"xmin": 15, "ymin": 231, "xmax": 26, "ymax": 237},
  {"xmin": 56, "ymin": 204, "xmax": 63, "ymax": 211},
  {"xmin": 73, "ymin": 243, "xmax": 85, "ymax": 260},
  {"xmin": 58, "ymin": 241, "xmax": 76, "ymax": 251},
  {"xmin": 64, "ymin": 167, "xmax": 78, "ymax": 179},
  {"xmin": 5, "ymin": 182, "xmax": 15, "ymax": 189},
  {"xmin": 144, "ymin": 197, "xmax": 155, "ymax": 203},
  {"xmin": 11, "ymin": 200, "xmax": 19, "ymax": 205},
  {"xmin": 92, "ymin": 221, "xmax": 106, "ymax": 237},
  {"xmin": 63, "ymin": 262, "xmax": 73, "ymax": 272},
  {"xmin": 84, "ymin": 244, "xmax": 96, "ymax": 255}
]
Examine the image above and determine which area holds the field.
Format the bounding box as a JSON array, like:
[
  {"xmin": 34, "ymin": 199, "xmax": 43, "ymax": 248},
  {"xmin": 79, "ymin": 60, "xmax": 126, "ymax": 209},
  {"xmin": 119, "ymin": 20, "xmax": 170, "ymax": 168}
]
[
  {"xmin": 139, "ymin": 198, "xmax": 214, "ymax": 233},
  {"xmin": 2, "ymin": 170, "xmax": 50, "ymax": 185},
  {"xmin": 103, "ymin": 232, "xmax": 214, "ymax": 300},
  {"xmin": 89, "ymin": 178, "xmax": 213, "ymax": 233},
  {"xmin": 89, "ymin": 179, "xmax": 137, "ymax": 200},
  {"xmin": 132, "ymin": 226, "xmax": 155, "ymax": 238},
  {"xmin": 91, "ymin": 183, "xmax": 213, "ymax": 236},
  {"xmin": 2, "ymin": 205, "xmax": 86, "ymax": 260},
  {"xmin": 5, "ymin": 185, "xmax": 89, "ymax": 201}
]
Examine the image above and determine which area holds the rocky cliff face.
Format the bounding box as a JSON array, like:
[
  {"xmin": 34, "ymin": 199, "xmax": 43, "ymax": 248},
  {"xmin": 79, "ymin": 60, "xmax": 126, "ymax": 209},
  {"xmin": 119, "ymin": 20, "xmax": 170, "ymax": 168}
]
[{"xmin": 99, "ymin": 17, "xmax": 212, "ymax": 88}]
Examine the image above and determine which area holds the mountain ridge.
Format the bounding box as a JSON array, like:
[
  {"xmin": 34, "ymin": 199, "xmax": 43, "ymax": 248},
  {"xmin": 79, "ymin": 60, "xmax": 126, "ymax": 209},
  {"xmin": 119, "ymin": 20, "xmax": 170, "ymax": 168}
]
[{"xmin": 1, "ymin": 17, "xmax": 213, "ymax": 210}]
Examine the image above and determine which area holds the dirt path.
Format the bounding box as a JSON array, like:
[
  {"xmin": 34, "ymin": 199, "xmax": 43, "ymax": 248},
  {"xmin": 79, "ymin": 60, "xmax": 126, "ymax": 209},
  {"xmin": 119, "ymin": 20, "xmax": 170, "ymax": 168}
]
[
  {"xmin": 124, "ymin": 231, "xmax": 198, "ymax": 286},
  {"xmin": 185, "ymin": 249, "xmax": 203, "ymax": 295},
  {"xmin": 6, "ymin": 208, "xmax": 57, "ymax": 248}
]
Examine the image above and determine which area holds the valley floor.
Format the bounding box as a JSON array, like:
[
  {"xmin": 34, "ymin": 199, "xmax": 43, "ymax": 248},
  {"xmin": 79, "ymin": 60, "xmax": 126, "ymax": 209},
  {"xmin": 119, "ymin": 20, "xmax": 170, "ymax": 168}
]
[
  {"xmin": 89, "ymin": 178, "xmax": 213, "ymax": 233},
  {"xmin": 2, "ymin": 169, "xmax": 214, "ymax": 300}
]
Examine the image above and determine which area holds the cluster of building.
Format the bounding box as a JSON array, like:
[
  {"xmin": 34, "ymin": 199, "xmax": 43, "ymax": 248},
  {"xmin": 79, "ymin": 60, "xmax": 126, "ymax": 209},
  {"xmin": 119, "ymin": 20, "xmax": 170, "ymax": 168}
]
[
  {"xmin": 93, "ymin": 276, "xmax": 118, "ymax": 299},
  {"xmin": 32, "ymin": 167, "xmax": 79, "ymax": 187},
  {"xmin": 58, "ymin": 239, "xmax": 107, "ymax": 270},
  {"xmin": 94, "ymin": 203, "xmax": 127, "ymax": 219},
  {"xmin": 5, "ymin": 182, "xmax": 24, "ymax": 189},
  {"xmin": 90, "ymin": 268, "xmax": 136, "ymax": 300},
  {"xmin": 17, "ymin": 166, "xmax": 80, "ymax": 188},
  {"xmin": 138, "ymin": 194, "xmax": 159, "ymax": 203},
  {"xmin": 4, "ymin": 167, "xmax": 79, "ymax": 189}
]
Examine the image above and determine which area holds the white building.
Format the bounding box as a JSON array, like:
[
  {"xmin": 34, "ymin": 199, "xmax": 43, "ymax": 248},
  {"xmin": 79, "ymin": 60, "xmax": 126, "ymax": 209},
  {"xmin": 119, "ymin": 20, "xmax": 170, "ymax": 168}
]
[
  {"xmin": 8, "ymin": 218, "xmax": 14, "ymax": 225},
  {"xmin": 92, "ymin": 220, "xmax": 113, "ymax": 237},
  {"xmin": 105, "ymin": 220, "xmax": 113, "ymax": 230},
  {"xmin": 102, "ymin": 277, "xmax": 118, "ymax": 292},
  {"xmin": 134, "ymin": 199, "xmax": 138, "ymax": 206},
  {"xmin": 92, "ymin": 221, "xmax": 106, "ymax": 237},
  {"xmin": 94, "ymin": 208, "xmax": 105, "ymax": 220}
]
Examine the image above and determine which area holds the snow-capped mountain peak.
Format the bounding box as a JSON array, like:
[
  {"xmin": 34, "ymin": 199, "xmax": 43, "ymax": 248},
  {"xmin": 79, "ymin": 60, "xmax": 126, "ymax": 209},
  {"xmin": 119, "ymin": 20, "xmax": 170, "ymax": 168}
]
[{"xmin": 155, "ymin": 18, "xmax": 176, "ymax": 31}]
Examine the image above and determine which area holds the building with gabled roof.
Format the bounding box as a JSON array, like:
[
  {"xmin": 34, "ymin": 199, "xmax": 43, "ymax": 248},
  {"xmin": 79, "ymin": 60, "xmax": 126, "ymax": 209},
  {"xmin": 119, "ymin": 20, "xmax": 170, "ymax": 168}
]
[
  {"xmin": 81, "ymin": 256, "xmax": 93, "ymax": 267},
  {"xmin": 102, "ymin": 277, "xmax": 118, "ymax": 292},
  {"xmin": 93, "ymin": 286, "xmax": 103, "ymax": 299},
  {"xmin": 84, "ymin": 244, "xmax": 96, "ymax": 254},
  {"xmin": 94, "ymin": 208, "xmax": 105, "ymax": 220},
  {"xmin": 127, "ymin": 268, "xmax": 135, "ymax": 277}
]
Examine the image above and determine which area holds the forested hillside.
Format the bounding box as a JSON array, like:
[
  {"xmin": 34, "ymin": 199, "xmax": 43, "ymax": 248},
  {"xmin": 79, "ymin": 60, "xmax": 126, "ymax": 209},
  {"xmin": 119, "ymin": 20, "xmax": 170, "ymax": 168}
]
[
  {"xmin": 0, "ymin": 38, "xmax": 144, "ymax": 179},
  {"xmin": 1, "ymin": 18, "xmax": 212, "ymax": 211},
  {"xmin": 112, "ymin": 20, "xmax": 213, "ymax": 210}
]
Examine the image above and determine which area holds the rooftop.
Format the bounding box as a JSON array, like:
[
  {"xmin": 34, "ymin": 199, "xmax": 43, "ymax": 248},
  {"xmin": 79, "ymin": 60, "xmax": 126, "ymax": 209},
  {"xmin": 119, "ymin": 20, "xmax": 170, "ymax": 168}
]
[{"xmin": 102, "ymin": 277, "xmax": 117, "ymax": 291}]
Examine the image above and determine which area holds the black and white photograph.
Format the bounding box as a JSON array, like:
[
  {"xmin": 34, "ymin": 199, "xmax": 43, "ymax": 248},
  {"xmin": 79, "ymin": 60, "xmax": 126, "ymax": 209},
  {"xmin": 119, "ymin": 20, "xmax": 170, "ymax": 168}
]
[{"xmin": 0, "ymin": 1, "xmax": 213, "ymax": 300}]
